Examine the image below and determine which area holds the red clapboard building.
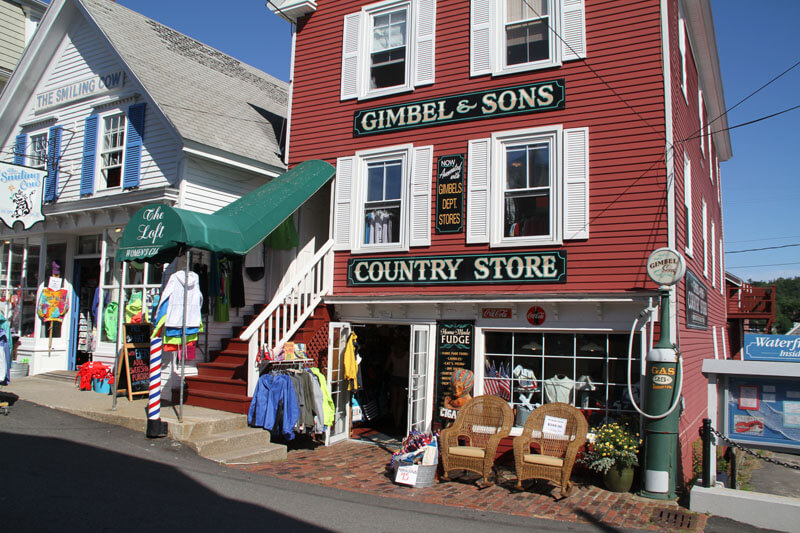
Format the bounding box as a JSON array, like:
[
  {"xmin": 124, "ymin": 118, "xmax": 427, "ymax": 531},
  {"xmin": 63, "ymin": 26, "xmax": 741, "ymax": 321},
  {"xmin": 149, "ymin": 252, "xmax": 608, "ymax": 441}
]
[{"xmin": 267, "ymin": 0, "xmax": 731, "ymax": 483}]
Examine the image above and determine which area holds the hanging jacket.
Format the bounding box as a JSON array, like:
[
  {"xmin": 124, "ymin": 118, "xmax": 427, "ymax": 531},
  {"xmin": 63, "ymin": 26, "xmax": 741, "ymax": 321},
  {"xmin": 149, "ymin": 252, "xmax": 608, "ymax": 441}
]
[
  {"xmin": 103, "ymin": 302, "xmax": 119, "ymax": 342},
  {"xmin": 306, "ymin": 370, "xmax": 326, "ymax": 433},
  {"xmin": 344, "ymin": 332, "xmax": 359, "ymax": 391},
  {"xmin": 0, "ymin": 314, "xmax": 10, "ymax": 385},
  {"xmin": 248, "ymin": 374, "xmax": 299, "ymax": 440},
  {"xmin": 159, "ymin": 271, "xmax": 203, "ymax": 328},
  {"xmin": 310, "ymin": 367, "xmax": 335, "ymax": 427}
]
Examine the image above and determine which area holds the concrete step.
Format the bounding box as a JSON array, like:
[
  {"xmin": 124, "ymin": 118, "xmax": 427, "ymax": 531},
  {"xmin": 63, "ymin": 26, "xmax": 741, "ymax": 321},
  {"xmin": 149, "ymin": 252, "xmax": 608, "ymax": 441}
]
[
  {"xmin": 203, "ymin": 441, "xmax": 287, "ymax": 465},
  {"xmin": 187, "ymin": 427, "xmax": 276, "ymax": 458},
  {"xmin": 170, "ymin": 413, "xmax": 250, "ymax": 441}
]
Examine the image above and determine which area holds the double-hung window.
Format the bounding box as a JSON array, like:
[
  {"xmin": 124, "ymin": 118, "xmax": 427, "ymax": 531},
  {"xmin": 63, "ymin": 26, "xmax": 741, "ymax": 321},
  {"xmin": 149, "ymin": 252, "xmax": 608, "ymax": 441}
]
[
  {"xmin": 341, "ymin": 0, "xmax": 436, "ymax": 100},
  {"xmin": 364, "ymin": 158, "xmax": 404, "ymax": 245},
  {"xmin": 29, "ymin": 133, "xmax": 48, "ymax": 170},
  {"xmin": 471, "ymin": 0, "xmax": 586, "ymax": 77},
  {"xmin": 502, "ymin": 139, "xmax": 553, "ymax": 241},
  {"xmin": 100, "ymin": 113, "xmax": 125, "ymax": 189},
  {"xmin": 504, "ymin": 0, "xmax": 553, "ymax": 68},
  {"xmin": 334, "ymin": 144, "xmax": 433, "ymax": 252},
  {"xmin": 467, "ymin": 125, "xmax": 589, "ymax": 247}
]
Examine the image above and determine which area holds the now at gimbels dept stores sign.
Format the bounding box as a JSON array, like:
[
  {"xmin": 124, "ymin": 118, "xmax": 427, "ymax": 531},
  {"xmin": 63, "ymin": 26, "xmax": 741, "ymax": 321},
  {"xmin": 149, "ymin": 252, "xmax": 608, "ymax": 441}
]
[
  {"xmin": 0, "ymin": 162, "xmax": 45, "ymax": 230},
  {"xmin": 354, "ymin": 79, "xmax": 565, "ymax": 136},
  {"xmin": 347, "ymin": 251, "xmax": 566, "ymax": 286}
]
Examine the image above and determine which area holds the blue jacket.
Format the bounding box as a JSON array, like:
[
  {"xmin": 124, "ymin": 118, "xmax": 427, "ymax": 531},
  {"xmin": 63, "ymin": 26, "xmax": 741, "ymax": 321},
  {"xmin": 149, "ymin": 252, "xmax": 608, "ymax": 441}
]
[{"xmin": 248, "ymin": 374, "xmax": 299, "ymax": 440}]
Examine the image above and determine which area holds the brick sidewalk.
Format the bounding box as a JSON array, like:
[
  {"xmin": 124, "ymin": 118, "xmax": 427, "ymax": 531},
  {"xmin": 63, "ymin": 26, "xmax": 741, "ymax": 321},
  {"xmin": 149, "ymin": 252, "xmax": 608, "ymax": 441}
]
[{"xmin": 234, "ymin": 440, "xmax": 707, "ymax": 531}]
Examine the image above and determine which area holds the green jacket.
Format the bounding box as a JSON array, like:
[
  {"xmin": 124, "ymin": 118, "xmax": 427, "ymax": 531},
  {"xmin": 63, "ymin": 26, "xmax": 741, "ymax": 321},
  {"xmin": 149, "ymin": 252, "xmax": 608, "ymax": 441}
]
[{"xmin": 310, "ymin": 367, "xmax": 335, "ymax": 428}]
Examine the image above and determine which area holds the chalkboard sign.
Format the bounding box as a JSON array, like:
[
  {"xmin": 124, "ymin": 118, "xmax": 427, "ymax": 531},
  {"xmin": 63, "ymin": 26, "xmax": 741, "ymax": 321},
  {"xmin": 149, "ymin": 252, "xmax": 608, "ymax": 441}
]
[
  {"xmin": 434, "ymin": 321, "xmax": 474, "ymax": 426},
  {"xmin": 116, "ymin": 323, "xmax": 152, "ymax": 401}
]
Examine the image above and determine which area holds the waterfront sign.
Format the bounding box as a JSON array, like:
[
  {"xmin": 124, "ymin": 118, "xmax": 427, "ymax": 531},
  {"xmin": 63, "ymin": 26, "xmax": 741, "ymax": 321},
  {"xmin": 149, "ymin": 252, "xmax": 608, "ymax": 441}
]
[
  {"xmin": 0, "ymin": 162, "xmax": 45, "ymax": 229},
  {"xmin": 354, "ymin": 79, "xmax": 565, "ymax": 136},
  {"xmin": 347, "ymin": 251, "xmax": 567, "ymax": 286},
  {"xmin": 35, "ymin": 71, "xmax": 125, "ymax": 111},
  {"xmin": 435, "ymin": 154, "xmax": 464, "ymax": 234},
  {"xmin": 743, "ymin": 333, "xmax": 800, "ymax": 362}
]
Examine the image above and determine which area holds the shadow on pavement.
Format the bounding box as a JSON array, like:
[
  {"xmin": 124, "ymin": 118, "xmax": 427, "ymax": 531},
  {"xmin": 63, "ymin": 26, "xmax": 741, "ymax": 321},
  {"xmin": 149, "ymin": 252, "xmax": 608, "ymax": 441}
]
[{"xmin": 0, "ymin": 430, "xmax": 329, "ymax": 531}]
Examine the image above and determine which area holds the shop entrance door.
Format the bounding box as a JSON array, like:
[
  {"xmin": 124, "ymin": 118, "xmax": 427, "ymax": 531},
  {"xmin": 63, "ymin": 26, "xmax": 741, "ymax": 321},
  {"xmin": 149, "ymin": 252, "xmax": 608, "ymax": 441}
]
[
  {"xmin": 407, "ymin": 325, "xmax": 432, "ymax": 433},
  {"xmin": 326, "ymin": 322, "xmax": 352, "ymax": 445}
]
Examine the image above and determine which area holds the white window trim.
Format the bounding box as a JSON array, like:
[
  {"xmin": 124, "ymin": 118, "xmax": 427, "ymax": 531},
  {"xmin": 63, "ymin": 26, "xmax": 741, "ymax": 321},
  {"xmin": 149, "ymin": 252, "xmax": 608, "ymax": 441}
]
[
  {"xmin": 360, "ymin": 0, "xmax": 414, "ymax": 100},
  {"xmin": 711, "ymin": 220, "xmax": 716, "ymax": 287},
  {"xmin": 679, "ymin": 17, "xmax": 687, "ymax": 102},
  {"xmin": 719, "ymin": 239, "xmax": 724, "ymax": 294},
  {"xmin": 490, "ymin": 125, "xmax": 563, "ymax": 248},
  {"xmin": 351, "ymin": 143, "xmax": 413, "ymax": 254},
  {"xmin": 698, "ymin": 89, "xmax": 705, "ymax": 157},
  {"xmin": 684, "ymin": 154, "xmax": 692, "ymax": 257},
  {"xmin": 97, "ymin": 110, "xmax": 127, "ymax": 192},
  {"xmin": 494, "ymin": 0, "xmax": 562, "ymax": 76},
  {"xmin": 702, "ymin": 198, "xmax": 708, "ymax": 277}
]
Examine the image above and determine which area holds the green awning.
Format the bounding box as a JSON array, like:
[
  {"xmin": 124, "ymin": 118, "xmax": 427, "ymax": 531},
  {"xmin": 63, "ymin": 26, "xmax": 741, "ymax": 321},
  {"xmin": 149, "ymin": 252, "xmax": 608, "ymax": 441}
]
[{"xmin": 115, "ymin": 159, "xmax": 335, "ymax": 262}]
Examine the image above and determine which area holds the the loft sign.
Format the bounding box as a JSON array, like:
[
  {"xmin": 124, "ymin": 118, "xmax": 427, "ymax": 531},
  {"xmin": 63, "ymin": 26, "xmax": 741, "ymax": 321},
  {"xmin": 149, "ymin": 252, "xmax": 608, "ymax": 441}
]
[
  {"xmin": 353, "ymin": 79, "xmax": 565, "ymax": 136},
  {"xmin": 347, "ymin": 251, "xmax": 567, "ymax": 286}
]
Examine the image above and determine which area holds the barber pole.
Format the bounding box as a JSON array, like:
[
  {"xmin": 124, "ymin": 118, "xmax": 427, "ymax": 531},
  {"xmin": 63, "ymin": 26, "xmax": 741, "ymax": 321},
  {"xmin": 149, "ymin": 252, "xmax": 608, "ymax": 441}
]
[{"xmin": 146, "ymin": 336, "xmax": 168, "ymax": 438}]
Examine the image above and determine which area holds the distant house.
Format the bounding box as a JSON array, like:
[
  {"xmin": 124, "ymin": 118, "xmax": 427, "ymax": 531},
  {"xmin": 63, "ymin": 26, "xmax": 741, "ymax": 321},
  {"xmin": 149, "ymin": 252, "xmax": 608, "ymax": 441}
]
[{"xmin": 0, "ymin": 0, "xmax": 47, "ymax": 93}]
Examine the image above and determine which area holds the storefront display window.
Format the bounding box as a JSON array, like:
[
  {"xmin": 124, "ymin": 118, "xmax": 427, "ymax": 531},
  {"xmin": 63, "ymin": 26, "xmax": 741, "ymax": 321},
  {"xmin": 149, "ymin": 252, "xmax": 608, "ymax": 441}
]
[
  {"xmin": 0, "ymin": 238, "xmax": 40, "ymax": 338},
  {"xmin": 483, "ymin": 331, "xmax": 642, "ymax": 424}
]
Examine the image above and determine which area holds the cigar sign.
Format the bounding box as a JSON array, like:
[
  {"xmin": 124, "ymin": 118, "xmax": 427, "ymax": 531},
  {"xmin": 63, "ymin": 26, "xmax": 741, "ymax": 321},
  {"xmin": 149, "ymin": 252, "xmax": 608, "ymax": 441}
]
[
  {"xmin": 354, "ymin": 79, "xmax": 565, "ymax": 136},
  {"xmin": 347, "ymin": 251, "xmax": 566, "ymax": 286}
]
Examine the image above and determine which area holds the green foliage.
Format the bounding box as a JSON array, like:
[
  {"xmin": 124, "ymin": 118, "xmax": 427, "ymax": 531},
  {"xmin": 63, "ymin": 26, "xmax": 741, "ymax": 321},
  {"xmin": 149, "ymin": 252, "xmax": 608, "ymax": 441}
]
[
  {"xmin": 580, "ymin": 421, "xmax": 641, "ymax": 474},
  {"xmin": 752, "ymin": 276, "xmax": 800, "ymax": 334}
]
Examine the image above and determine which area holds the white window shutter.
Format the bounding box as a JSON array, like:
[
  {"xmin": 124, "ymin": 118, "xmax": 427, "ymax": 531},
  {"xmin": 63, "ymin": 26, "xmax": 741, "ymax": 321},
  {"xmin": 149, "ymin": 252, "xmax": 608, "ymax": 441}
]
[
  {"xmin": 410, "ymin": 146, "xmax": 433, "ymax": 247},
  {"xmin": 414, "ymin": 0, "xmax": 436, "ymax": 86},
  {"xmin": 467, "ymin": 138, "xmax": 490, "ymax": 244},
  {"xmin": 341, "ymin": 12, "xmax": 361, "ymax": 101},
  {"xmin": 562, "ymin": 0, "xmax": 586, "ymax": 61},
  {"xmin": 470, "ymin": 0, "xmax": 492, "ymax": 76},
  {"xmin": 334, "ymin": 156, "xmax": 355, "ymax": 250},
  {"xmin": 564, "ymin": 127, "xmax": 589, "ymax": 240}
]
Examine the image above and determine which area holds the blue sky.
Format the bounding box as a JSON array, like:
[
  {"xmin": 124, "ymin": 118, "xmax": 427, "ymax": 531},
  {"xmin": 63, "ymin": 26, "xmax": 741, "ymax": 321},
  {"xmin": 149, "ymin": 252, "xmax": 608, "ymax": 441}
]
[{"xmin": 115, "ymin": 1, "xmax": 799, "ymax": 283}]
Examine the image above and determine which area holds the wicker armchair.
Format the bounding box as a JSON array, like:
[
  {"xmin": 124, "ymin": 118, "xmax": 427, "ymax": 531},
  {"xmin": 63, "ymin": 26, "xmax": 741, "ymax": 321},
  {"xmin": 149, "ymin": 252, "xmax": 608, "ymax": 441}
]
[
  {"xmin": 513, "ymin": 402, "xmax": 588, "ymax": 497},
  {"xmin": 440, "ymin": 395, "xmax": 513, "ymax": 486}
]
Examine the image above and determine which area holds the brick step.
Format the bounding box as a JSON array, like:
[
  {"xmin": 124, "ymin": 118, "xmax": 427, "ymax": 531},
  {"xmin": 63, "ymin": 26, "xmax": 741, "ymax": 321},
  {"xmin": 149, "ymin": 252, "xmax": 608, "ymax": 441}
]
[
  {"xmin": 183, "ymin": 389, "xmax": 251, "ymax": 414},
  {"xmin": 186, "ymin": 375, "xmax": 247, "ymax": 396},
  {"xmin": 196, "ymin": 361, "xmax": 246, "ymax": 379}
]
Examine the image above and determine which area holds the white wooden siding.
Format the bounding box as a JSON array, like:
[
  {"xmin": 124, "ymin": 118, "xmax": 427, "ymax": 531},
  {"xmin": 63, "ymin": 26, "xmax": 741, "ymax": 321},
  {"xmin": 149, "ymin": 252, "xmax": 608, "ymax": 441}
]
[
  {"xmin": 2, "ymin": 18, "xmax": 177, "ymax": 201},
  {"xmin": 0, "ymin": 0, "xmax": 25, "ymax": 74},
  {"xmin": 182, "ymin": 156, "xmax": 270, "ymax": 213}
]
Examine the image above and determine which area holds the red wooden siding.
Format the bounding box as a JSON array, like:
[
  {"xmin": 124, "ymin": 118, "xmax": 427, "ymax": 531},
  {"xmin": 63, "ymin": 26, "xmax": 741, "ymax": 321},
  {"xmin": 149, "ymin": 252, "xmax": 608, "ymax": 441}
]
[{"xmin": 290, "ymin": 0, "xmax": 671, "ymax": 298}]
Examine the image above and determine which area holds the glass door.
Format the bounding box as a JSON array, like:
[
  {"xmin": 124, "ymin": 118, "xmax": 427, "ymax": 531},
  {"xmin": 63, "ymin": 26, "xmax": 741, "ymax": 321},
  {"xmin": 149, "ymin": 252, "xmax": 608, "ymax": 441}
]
[
  {"xmin": 407, "ymin": 324, "xmax": 431, "ymax": 433},
  {"xmin": 326, "ymin": 322, "xmax": 352, "ymax": 445}
]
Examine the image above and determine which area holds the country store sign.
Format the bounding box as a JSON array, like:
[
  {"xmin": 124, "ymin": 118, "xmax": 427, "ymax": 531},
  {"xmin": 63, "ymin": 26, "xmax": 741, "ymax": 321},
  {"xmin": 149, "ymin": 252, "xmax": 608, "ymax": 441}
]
[
  {"xmin": 347, "ymin": 251, "xmax": 566, "ymax": 286},
  {"xmin": 353, "ymin": 79, "xmax": 565, "ymax": 136}
]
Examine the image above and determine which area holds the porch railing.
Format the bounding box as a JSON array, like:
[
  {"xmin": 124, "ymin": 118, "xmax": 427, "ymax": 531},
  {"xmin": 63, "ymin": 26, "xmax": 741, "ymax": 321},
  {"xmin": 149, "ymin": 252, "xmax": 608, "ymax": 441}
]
[
  {"xmin": 240, "ymin": 239, "xmax": 335, "ymax": 396},
  {"xmin": 726, "ymin": 284, "xmax": 775, "ymax": 316}
]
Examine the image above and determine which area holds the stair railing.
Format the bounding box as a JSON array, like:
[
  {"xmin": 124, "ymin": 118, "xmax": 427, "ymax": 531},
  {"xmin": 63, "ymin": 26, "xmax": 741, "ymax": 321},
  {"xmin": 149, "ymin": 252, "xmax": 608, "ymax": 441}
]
[{"xmin": 240, "ymin": 239, "xmax": 335, "ymax": 396}]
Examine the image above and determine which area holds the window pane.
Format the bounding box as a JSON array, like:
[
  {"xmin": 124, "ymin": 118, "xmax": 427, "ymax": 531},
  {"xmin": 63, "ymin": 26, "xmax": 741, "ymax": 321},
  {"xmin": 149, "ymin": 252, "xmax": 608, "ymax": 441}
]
[
  {"xmin": 370, "ymin": 8, "xmax": 407, "ymax": 90},
  {"xmin": 506, "ymin": 0, "xmax": 547, "ymax": 23},
  {"xmin": 367, "ymin": 165, "xmax": 384, "ymax": 202},
  {"xmin": 506, "ymin": 19, "xmax": 549, "ymax": 65},
  {"xmin": 385, "ymin": 162, "xmax": 402, "ymax": 199},
  {"xmin": 504, "ymin": 192, "xmax": 550, "ymax": 237},
  {"xmin": 485, "ymin": 331, "xmax": 512, "ymax": 354},
  {"xmin": 364, "ymin": 206, "xmax": 400, "ymax": 244},
  {"xmin": 544, "ymin": 333, "xmax": 573, "ymax": 356},
  {"xmin": 514, "ymin": 332, "xmax": 542, "ymax": 355},
  {"xmin": 505, "ymin": 147, "xmax": 527, "ymax": 190},
  {"xmin": 577, "ymin": 334, "xmax": 607, "ymax": 357},
  {"xmin": 370, "ymin": 49, "xmax": 406, "ymax": 89},
  {"xmin": 528, "ymin": 144, "xmax": 549, "ymax": 188}
]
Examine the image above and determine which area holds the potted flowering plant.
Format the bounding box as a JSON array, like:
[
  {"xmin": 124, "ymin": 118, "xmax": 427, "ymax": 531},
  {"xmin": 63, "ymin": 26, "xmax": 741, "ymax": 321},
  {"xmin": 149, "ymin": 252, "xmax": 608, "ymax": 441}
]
[{"xmin": 580, "ymin": 421, "xmax": 641, "ymax": 492}]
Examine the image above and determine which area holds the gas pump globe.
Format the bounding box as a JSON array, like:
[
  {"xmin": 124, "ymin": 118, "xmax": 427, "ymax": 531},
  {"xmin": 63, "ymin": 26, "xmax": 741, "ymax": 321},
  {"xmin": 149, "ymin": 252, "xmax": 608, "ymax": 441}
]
[{"xmin": 640, "ymin": 248, "xmax": 685, "ymax": 500}]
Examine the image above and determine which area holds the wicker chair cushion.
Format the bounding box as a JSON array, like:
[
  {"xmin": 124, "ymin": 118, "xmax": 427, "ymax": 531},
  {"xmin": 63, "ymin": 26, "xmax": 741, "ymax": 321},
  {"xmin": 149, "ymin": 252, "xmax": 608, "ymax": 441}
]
[
  {"xmin": 449, "ymin": 446, "xmax": 486, "ymax": 459},
  {"xmin": 522, "ymin": 453, "xmax": 564, "ymax": 467}
]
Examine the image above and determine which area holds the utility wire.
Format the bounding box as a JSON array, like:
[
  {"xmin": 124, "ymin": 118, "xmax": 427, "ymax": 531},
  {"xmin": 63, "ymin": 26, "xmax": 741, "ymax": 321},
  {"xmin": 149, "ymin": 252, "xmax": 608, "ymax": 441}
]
[
  {"xmin": 727, "ymin": 262, "xmax": 800, "ymax": 269},
  {"xmin": 727, "ymin": 243, "xmax": 800, "ymax": 254},
  {"xmin": 682, "ymin": 103, "xmax": 800, "ymax": 142}
]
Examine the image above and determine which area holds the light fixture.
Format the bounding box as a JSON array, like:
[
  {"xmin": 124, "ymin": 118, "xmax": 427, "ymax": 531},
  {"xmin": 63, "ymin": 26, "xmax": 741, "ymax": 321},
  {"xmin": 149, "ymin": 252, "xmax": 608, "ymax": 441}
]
[
  {"xmin": 522, "ymin": 339, "xmax": 542, "ymax": 351},
  {"xmin": 579, "ymin": 341, "xmax": 605, "ymax": 353}
]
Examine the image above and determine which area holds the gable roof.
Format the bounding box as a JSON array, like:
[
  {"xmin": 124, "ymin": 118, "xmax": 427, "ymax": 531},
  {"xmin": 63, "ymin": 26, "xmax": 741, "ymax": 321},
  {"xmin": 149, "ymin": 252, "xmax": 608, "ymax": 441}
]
[{"xmin": 2, "ymin": 0, "xmax": 289, "ymax": 171}]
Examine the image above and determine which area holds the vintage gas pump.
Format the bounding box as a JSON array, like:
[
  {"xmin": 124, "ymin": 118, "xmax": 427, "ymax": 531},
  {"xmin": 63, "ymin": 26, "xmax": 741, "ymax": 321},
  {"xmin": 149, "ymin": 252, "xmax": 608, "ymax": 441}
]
[{"xmin": 639, "ymin": 248, "xmax": 685, "ymax": 500}]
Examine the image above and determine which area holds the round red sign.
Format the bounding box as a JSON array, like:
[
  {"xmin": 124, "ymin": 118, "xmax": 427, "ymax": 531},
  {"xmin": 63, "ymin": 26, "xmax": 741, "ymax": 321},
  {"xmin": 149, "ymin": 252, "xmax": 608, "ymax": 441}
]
[{"xmin": 526, "ymin": 306, "xmax": 546, "ymax": 326}]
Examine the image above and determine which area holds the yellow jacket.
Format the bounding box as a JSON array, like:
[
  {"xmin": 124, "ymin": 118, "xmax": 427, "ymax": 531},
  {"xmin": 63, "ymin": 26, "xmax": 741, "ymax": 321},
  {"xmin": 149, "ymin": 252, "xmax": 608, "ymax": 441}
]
[{"xmin": 344, "ymin": 332, "xmax": 359, "ymax": 391}]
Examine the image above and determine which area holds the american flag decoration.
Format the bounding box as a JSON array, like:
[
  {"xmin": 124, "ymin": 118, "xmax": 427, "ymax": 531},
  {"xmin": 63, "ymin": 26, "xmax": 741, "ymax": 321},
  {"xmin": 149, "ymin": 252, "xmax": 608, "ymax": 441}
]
[{"xmin": 484, "ymin": 361, "xmax": 511, "ymax": 401}]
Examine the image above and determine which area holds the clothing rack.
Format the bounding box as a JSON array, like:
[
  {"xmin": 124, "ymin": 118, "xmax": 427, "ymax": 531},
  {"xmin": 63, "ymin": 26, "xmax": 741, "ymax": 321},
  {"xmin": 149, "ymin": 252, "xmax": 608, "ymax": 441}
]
[{"xmin": 267, "ymin": 358, "xmax": 313, "ymax": 367}]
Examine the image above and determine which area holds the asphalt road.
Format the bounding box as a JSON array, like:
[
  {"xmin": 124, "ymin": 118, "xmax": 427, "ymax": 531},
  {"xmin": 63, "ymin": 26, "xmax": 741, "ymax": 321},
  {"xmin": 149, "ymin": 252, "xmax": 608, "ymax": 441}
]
[
  {"xmin": 0, "ymin": 399, "xmax": 780, "ymax": 532},
  {"xmin": 1, "ymin": 399, "xmax": 639, "ymax": 533}
]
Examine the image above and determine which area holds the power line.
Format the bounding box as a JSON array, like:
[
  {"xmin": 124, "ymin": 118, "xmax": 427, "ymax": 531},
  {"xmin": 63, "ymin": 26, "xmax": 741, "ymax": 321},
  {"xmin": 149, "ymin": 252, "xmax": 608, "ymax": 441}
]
[
  {"xmin": 682, "ymin": 103, "xmax": 800, "ymax": 142},
  {"xmin": 727, "ymin": 243, "xmax": 800, "ymax": 254},
  {"xmin": 727, "ymin": 235, "xmax": 800, "ymax": 244},
  {"xmin": 727, "ymin": 262, "xmax": 800, "ymax": 269}
]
